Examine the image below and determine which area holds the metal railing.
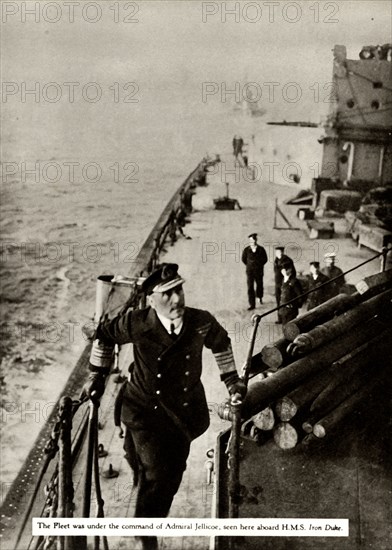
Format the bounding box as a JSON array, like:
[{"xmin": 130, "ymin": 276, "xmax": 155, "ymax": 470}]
[{"xmin": 1, "ymin": 157, "xmax": 213, "ymax": 550}]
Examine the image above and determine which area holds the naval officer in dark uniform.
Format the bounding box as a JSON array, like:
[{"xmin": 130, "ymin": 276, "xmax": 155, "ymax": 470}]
[
  {"xmin": 306, "ymin": 261, "xmax": 330, "ymax": 310},
  {"xmin": 241, "ymin": 233, "xmax": 268, "ymax": 310},
  {"xmin": 273, "ymin": 246, "xmax": 295, "ymax": 323},
  {"xmin": 84, "ymin": 263, "xmax": 246, "ymax": 550},
  {"xmin": 279, "ymin": 261, "xmax": 303, "ymax": 325},
  {"xmin": 321, "ymin": 252, "xmax": 345, "ymax": 298}
]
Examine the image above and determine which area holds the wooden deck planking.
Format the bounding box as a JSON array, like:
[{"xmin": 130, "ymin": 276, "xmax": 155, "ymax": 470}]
[{"xmin": 69, "ymin": 160, "xmax": 385, "ymax": 549}]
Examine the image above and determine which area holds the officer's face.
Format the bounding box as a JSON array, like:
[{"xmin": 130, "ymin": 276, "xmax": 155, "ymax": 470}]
[
  {"xmin": 249, "ymin": 237, "xmax": 257, "ymax": 246},
  {"xmin": 149, "ymin": 285, "xmax": 185, "ymax": 320}
]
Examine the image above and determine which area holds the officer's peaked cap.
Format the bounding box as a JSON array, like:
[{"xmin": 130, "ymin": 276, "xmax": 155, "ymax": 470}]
[
  {"xmin": 248, "ymin": 233, "xmax": 257, "ymax": 239},
  {"xmin": 142, "ymin": 263, "xmax": 185, "ymax": 294}
]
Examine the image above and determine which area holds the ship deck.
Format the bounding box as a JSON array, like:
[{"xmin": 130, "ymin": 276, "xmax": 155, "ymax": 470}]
[
  {"xmin": 89, "ymin": 161, "xmax": 389, "ymax": 550},
  {"xmin": 6, "ymin": 158, "xmax": 391, "ymax": 550}
]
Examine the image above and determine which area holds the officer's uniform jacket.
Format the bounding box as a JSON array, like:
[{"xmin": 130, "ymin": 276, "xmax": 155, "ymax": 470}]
[
  {"xmin": 306, "ymin": 272, "xmax": 330, "ymax": 310},
  {"xmin": 241, "ymin": 245, "xmax": 268, "ymax": 273},
  {"xmin": 281, "ymin": 276, "xmax": 303, "ymax": 308},
  {"xmin": 94, "ymin": 306, "xmax": 236, "ymax": 441},
  {"xmin": 321, "ymin": 265, "xmax": 345, "ymax": 298}
]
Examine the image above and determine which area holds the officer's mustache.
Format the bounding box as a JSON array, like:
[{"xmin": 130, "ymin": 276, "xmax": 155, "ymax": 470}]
[
  {"xmin": 171, "ymin": 302, "xmax": 185, "ymax": 312},
  {"xmin": 171, "ymin": 305, "xmax": 184, "ymax": 311}
]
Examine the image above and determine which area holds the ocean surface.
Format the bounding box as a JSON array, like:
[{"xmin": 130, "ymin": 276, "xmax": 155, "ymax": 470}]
[
  {"xmin": 0, "ymin": 89, "xmax": 323, "ymax": 496},
  {"xmin": 0, "ymin": 89, "xmax": 228, "ymax": 481},
  {"xmin": 2, "ymin": 0, "xmax": 388, "ymax": 496}
]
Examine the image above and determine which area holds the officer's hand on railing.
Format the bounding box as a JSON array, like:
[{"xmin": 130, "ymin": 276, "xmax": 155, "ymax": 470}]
[{"xmin": 82, "ymin": 372, "xmax": 106, "ymax": 405}]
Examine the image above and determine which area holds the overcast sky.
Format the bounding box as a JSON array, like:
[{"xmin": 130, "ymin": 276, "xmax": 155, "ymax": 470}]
[
  {"xmin": 3, "ymin": 1, "xmax": 390, "ymax": 81},
  {"xmin": 2, "ymin": 1, "xmax": 391, "ymax": 161}
]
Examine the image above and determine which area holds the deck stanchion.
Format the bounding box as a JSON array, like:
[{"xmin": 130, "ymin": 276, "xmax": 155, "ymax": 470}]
[
  {"xmin": 58, "ymin": 396, "xmax": 75, "ymax": 550},
  {"xmin": 380, "ymin": 246, "xmax": 389, "ymax": 271},
  {"xmin": 93, "ymin": 403, "xmax": 109, "ymax": 550},
  {"xmin": 228, "ymin": 314, "xmax": 262, "ymax": 525},
  {"xmin": 83, "ymin": 401, "xmax": 98, "ymax": 517},
  {"xmin": 228, "ymin": 398, "xmax": 242, "ymax": 521},
  {"xmin": 79, "ymin": 401, "xmax": 98, "ymax": 550}
]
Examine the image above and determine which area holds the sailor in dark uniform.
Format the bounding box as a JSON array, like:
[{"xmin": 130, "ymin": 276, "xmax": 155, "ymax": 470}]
[
  {"xmin": 273, "ymin": 246, "xmax": 295, "ymax": 323},
  {"xmin": 306, "ymin": 261, "xmax": 330, "ymax": 310},
  {"xmin": 321, "ymin": 252, "xmax": 345, "ymax": 298},
  {"xmin": 241, "ymin": 233, "xmax": 268, "ymax": 310},
  {"xmin": 232, "ymin": 134, "xmax": 244, "ymax": 160},
  {"xmin": 279, "ymin": 261, "xmax": 303, "ymax": 325},
  {"xmin": 84, "ymin": 264, "xmax": 246, "ymax": 550}
]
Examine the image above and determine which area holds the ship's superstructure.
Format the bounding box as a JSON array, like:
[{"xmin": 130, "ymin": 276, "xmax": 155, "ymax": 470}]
[
  {"xmin": 314, "ymin": 44, "xmax": 392, "ymax": 197},
  {"xmin": 1, "ymin": 45, "xmax": 391, "ymax": 550}
]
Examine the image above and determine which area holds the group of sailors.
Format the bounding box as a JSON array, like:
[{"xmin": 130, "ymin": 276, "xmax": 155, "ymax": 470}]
[{"xmin": 242, "ymin": 233, "xmax": 346, "ymax": 324}]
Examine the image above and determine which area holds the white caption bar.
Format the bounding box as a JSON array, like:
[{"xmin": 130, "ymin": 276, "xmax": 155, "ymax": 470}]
[{"xmin": 33, "ymin": 518, "xmax": 349, "ymax": 537}]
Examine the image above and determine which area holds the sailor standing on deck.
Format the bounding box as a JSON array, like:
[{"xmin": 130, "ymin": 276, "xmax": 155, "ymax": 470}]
[
  {"xmin": 242, "ymin": 233, "xmax": 268, "ymax": 310},
  {"xmin": 273, "ymin": 246, "xmax": 295, "ymax": 323},
  {"xmin": 321, "ymin": 252, "xmax": 345, "ymax": 298},
  {"xmin": 279, "ymin": 262, "xmax": 303, "ymax": 325},
  {"xmin": 232, "ymin": 134, "xmax": 244, "ymax": 162},
  {"xmin": 306, "ymin": 261, "xmax": 330, "ymax": 310},
  {"xmin": 84, "ymin": 263, "xmax": 246, "ymax": 550}
]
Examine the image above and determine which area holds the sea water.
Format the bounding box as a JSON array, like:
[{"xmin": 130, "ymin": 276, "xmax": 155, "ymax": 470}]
[
  {"xmin": 0, "ymin": 92, "xmax": 241, "ymax": 491},
  {"xmin": 0, "ymin": 6, "xmax": 326, "ymax": 493}
]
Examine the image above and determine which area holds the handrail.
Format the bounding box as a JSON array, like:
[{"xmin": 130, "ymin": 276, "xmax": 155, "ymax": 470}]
[
  {"xmin": 3, "ymin": 156, "xmax": 386, "ymax": 544},
  {"xmin": 230, "ymin": 247, "xmax": 391, "ymax": 522},
  {"xmin": 244, "ymin": 246, "xmax": 390, "ymax": 344},
  {"xmin": 1, "ymin": 157, "xmax": 212, "ymax": 550}
]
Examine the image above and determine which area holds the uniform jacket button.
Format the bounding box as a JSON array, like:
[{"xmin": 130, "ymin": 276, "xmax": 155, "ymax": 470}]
[
  {"xmin": 183, "ymin": 402, "xmax": 189, "ymax": 407},
  {"xmin": 183, "ymin": 387, "xmax": 188, "ymax": 392},
  {"xmin": 185, "ymin": 371, "xmax": 190, "ymax": 376},
  {"xmin": 157, "ymin": 357, "xmax": 162, "ymax": 362},
  {"xmin": 186, "ymin": 354, "xmax": 191, "ymax": 360},
  {"xmin": 157, "ymin": 373, "xmax": 162, "ymax": 378},
  {"xmin": 153, "ymin": 405, "xmax": 158, "ymax": 410},
  {"xmin": 156, "ymin": 390, "xmax": 160, "ymax": 395}
]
